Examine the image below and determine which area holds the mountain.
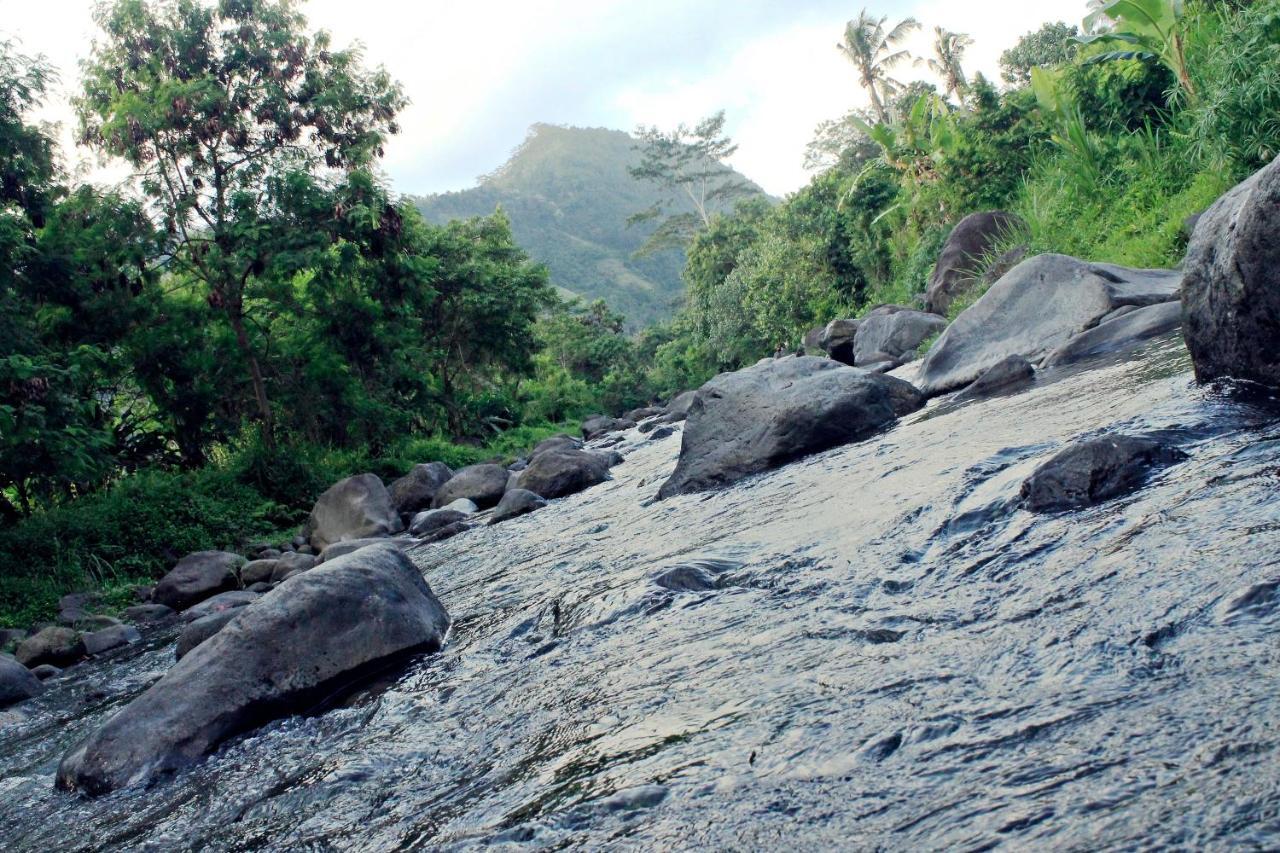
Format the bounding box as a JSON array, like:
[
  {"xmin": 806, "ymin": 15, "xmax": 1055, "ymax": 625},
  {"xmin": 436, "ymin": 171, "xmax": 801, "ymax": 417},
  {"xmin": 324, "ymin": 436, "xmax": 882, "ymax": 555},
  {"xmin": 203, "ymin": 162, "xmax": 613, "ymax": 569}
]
[{"xmin": 410, "ymin": 124, "xmax": 763, "ymax": 328}]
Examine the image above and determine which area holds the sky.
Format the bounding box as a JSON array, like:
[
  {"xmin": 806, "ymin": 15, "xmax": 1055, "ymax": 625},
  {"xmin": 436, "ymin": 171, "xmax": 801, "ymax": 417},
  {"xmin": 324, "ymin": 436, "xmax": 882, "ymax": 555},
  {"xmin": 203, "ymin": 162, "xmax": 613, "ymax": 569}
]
[{"xmin": 6, "ymin": 0, "xmax": 1085, "ymax": 197}]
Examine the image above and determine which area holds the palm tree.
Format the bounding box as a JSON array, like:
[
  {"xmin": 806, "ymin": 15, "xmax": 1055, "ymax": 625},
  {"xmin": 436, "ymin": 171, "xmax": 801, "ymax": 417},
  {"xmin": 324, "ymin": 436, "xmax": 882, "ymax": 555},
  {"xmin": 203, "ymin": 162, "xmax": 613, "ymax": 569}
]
[
  {"xmin": 922, "ymin": 27, "xmax": 975, "ymax": 106},
  {"xmin": 837, "ymin": 11, "xmax": 921, "ymax": 125}
]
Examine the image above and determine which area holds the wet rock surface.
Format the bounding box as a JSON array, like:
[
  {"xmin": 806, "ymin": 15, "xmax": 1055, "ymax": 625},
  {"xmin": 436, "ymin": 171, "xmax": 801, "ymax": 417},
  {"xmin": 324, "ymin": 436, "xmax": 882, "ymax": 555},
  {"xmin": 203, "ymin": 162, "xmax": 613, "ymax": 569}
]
[
  {"xmin": 1043, "ymin": 301, "xmax": 1182, "ymax": 368},
  {"xmin": 0, "ymin": 655, "xmax": 41, "ymax": 707},
  {"xmin": 517, "ymin": 449, "xmax": 612, "ymax": 500},
  {"xmin": 489, "ymin": 489, "xmax": 547, "ymax": 525},
  {"xmin": 1021, "ymin": 433, "xmax": 1188, "ymax": 512}
]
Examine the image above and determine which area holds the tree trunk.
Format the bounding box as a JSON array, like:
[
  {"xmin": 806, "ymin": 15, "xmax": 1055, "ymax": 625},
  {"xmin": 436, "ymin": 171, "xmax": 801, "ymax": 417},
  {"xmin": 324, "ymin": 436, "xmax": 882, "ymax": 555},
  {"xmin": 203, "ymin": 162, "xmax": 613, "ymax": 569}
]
[{"xmin": 228, "ymin": 310, "xmax": 274, "ymax": 447}]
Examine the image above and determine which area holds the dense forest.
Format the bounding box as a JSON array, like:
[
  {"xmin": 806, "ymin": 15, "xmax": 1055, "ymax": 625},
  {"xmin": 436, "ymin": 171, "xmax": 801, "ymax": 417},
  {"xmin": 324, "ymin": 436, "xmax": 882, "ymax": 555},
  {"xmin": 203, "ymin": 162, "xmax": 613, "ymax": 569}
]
[{"xmin": 2, "ymin": 0, "xmax": 1279, "ymax": 625}]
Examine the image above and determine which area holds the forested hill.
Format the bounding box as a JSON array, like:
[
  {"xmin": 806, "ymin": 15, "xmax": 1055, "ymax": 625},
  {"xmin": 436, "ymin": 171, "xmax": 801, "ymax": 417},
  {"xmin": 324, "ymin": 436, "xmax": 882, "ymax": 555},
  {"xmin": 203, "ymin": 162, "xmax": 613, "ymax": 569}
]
[{"xmin": 410, "ymin": 124, "xmax": 763, "ymax": 328}]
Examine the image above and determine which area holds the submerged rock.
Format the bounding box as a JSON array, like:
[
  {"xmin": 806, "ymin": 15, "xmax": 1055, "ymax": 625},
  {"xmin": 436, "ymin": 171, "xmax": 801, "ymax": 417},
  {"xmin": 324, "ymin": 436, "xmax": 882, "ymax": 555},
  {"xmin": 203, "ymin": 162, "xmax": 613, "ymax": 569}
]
[
  {"xmin": 918, "ymin": 254, "xmax": 1181, "ymax": 396},
  {"xmin": 431, "ymin": 464, "xmax": 510, "ymax": 510},
  {"xmin": 0, "ymin": 654, "xmax": 42, "ymax": 707},
  {"xmin": 82, "ymin": 625, "xmax": 141, "ymax": 656},
  {"xmin": 305, "ymin": 474, "xmax": 403, "ymax": 552},
  {"xmin": 15, "ymin": 627, "xmax": 85, "ymax": 669},
  {"xmin": 152, "ymin": 551, "xmax": 243, "ymax": 612},
  {"xmin": 388, "ymin": 463, "xmax": 454, "ymax": 518},
  {"xmin": 926, "ymin": 210, "xmax": 1026, "ymax": 316},
  {"xmin": 490, "ymin": 489, "xmax": 547, "ymax": 525},
  {"xmin": 517, "ymin": 449, "xmax": 612, "ymax": 499},
  {"xmin": 56, "ymin": 543, "xmax": 451, "ymax": 796},
  {"xmin": 658, "ymin": 357, "xmax": 924, "ymax": 499},
  {"xmin": 1043, "ymin": 301, "xmax": 1182, "ymax": 368},
  {"xmin": 1182, "ymin": 154, "xmax": 1280, "ymax": 388},
  {"xmin": 1021, "ymin": 434, "xmax": 1187, "ymax": 512},
  {"xmin": 29, "ymin": 664, "xmax": 60, "ymax": 681},
  {"xmin": 957, "ymin": 354, "xmax": 1035, "ymax": 399}
]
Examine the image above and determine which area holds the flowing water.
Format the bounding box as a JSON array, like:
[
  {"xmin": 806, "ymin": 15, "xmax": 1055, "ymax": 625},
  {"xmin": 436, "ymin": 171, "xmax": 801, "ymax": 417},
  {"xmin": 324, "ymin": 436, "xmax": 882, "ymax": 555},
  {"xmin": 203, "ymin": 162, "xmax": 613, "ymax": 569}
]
[{"xmin": 3, "ymin": 335, "xmax": 1280, "ymax": 850}]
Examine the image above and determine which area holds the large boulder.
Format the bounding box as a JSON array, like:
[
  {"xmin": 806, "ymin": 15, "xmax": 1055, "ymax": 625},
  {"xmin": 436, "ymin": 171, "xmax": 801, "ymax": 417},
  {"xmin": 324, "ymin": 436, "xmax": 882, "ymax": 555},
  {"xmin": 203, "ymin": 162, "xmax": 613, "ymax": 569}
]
[
  {"xmin": 15, "ymin": 627, "xmax": 85, "ymax": 669},
  {"xmin": 926, "ymin": 210, "xmax": 1026, "ymax": 315},
  {"xmin": 305, "ymin": 474, "xmax": 403, "ymax": 552},
  {"xmin": 819, "ymin": 319, "xmax": 860, "ymax": 366},
  {"xmin": 917, "ymin": 254, "xmax": 1182, "ymax": 396},
  {"xmin": 0, "ymin": 654, "xmax": 42, "ymax": 708},
  {"xmin": 581, "ymin": 415, "xmax": 636, "ymax": 441},
  {"xmin": 175, "ymin": 612, "xmax": 237, "ymax": 661},
  {"xmin": 657, "ymin": 357, "xmax": 924, "ymax": 499},
  {"xmin": 1021, "ymin": 434, "xmax": 1187, "ymax": 513},
  {"xmin": 56, "ymin": 543, "xmax": 451, "ymax": 796},
  {"xmin": 854, "ymin": 309, "xmax": 947, "ymax": 367},
  {"xmin": 82, "ymin": 625, "xmax": 141, "ymax": 656},
  {"xmin": 663, "ymin": 391, "xmax": 697, "ymax": 424},
  {"xmin": 1182, "ymin": 155, "xmax": 1280, "ymax": 387},
  {"xmin": 517, "ymin": 449, "xmax": 612, "ymax": 499},
  {"xmin": 152, "ymin": 551, "xmax": 243, "ymax": 612},
  {"xmin": 956, "ymin": 354, "xmax": 1035, "ymax": 400},
  {"xmin": 431, "ymin": 464, "xmax": 510, "ymax": 510},
  {"xmin": 388, "ymin": 463, "xmax": 454, "ymax": 518},
  {"xmin": 490, "ymin": 489, "xmax": 548, "ymax": 525},
  {"xmin": 530, "ymin": 434, "xmax": 582, "ymax": 459},
  {"xmin": 409, "ymin": 508, "xmax": 469, "ymax": 537},
  {"xmin": 1042, "ymin": 301, "xmax": 1183, "ymax": 368},
  {"xmin": 316, "ymin": 537, "xmax": 406, "ymax": 564},
  {"xmin": 180, "ymin": 590, "xmax": 259, "ymax": 623}
]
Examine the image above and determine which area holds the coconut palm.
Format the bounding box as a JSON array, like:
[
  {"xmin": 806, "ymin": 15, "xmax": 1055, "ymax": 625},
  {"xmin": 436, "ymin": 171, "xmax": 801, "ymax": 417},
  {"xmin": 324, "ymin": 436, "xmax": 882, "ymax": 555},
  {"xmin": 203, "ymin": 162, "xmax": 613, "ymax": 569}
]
[
  {"xmin": 837, "ymin": 11, "xmax": 921, "ymax": 124},
  {"xmin": 922, "ymin": 27, "xmax": 975, "ymax": 105}
]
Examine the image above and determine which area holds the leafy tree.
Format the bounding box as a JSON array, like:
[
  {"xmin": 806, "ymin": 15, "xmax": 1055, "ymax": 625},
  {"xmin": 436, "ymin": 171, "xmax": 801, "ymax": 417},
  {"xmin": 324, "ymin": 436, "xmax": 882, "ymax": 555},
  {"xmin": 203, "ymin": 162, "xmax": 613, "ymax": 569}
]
[
  {"xmin": 1080, "ymin": 0, "xmax": 1197, "ymax": 102},
  {"xmin": 76, "ymin": 0, "xmax": 406, "ymax": 443},
  {"xmin": 921, "ymin": 28, "xmax": 974, "ymax": 105},
  {"xmin": 804, "ymin": 110, "xmax": 880, "ymax": 172},
  {"xmin": 1000, "ymin": 22, "xmax": 1081, "ymax": 85},
  {"xmin": 627, "ymin": 111, "xmax": 762, "ymax": 255},
  {"xmin": 837, "ymin": 11, "xmax": 921, "ymax": 124}
]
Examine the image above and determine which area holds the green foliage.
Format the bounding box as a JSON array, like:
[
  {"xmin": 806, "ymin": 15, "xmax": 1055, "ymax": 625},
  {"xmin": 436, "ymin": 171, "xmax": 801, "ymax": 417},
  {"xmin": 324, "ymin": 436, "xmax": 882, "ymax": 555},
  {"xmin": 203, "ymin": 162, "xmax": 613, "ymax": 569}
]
[
  {"xmin": 838, "ymin": 11, "xmax": 921, "ymax": 124},
  {"xmin": 1080, "ymin": 0, "xmax": 1198, "ymax": 102},
  {"xmin": 1000, "ymin": 22, "xmax": 1081, "ymax": 84}
]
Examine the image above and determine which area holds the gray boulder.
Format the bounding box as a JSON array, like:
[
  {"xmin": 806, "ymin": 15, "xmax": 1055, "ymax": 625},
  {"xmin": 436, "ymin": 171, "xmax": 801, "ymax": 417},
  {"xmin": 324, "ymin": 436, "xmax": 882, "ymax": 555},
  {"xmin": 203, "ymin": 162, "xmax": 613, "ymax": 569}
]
[
  {"xmin": 658, "ymin": 357, "xmax": 924, "ymax": 499},
  {"xmin": 30, "ymin": 664, "xmax": 61, "ymax": 681},
  {"xmin": 581, "ymin": 415, "xmax": 636, "ymax": 441},
  {"xmin": 317, "ymin": 537, "xmax": 406, "ymax": 565},
  {"xmin": 269, "ymin": 552, "xmax": 318, "ymax": 583},
  {"xmin": 56, "ymin": 543, "xmax": 451, "ymax": 796},
  {"xmin": 57, "ymin": 591, "xmax": 102, "ymax": 626},
  {"xmin": 517, "ymin": 449, "xmax": 612, "ymax": 500},
  {"xmin": 0, "ymin": 628, "xmax": 27, "ymax": 653},
  {"xmin": 409, "ymin": 508, "xmax": 470, "ymax": 537},
  {"xmin": 926, "ymin": 210, "xmax": 1026, "ymax": 315},
  {"xmin": 239, "ymin": 559, "xmax": 279, "ymax": 587},
  {"xmin": 431, "ymin": 464, "xmax": 510, "ymax": 510},
  {"xmin": 1182, "ymin": 154, "xmax": 1280, "ymax": 387},
  {"xmin": 305, "ymin": 474, "xmax": 403, "ymax": 552},
  {"xmin": 0, "ymin": 654, "xmax": 42, "ymax": 707},
  {"xmin": 123, "ymin": 604, "xmax": 176, "ymax": 624},
  {"xmin": 419, "ymin": 520, "xmax": 471, "ymax": 544},
  {"xmin": 152, "ymin": 551, "xmax": 243, "ymax": 612},
  {"xmin": 1021, "ymin": 434, "xmax": 1187, "ymax": 513},
  {"xmin": 82, "ymin": 625, "xmax": 141, "ymax": 656},
  {"xmin": 664, "ymin": 391, "xmax": 697, "ymax": 423},
  {"xmin": 180, "ymin": 590, "xmax": 259, "ymax": 623},
  {"xmin": 918, "ymin": 254, "xmax": 1181, "ymax": 396},
  {"xmin": 1043, "ymin": 301, "xmax": 1182, "ymax": 368},
  {"xmin": 802, "ymin": 326, "xmax": 825, "ymax": 353},
  {"xmin": 854, "ymin": 309, "xmax": 947, "ymax": 367},
  {"xmin": 956, "ymin": 355, "xmax": 1035, "ymax": 399},
  {"xmin": 175, "ymin": 611, "xmax": 238, "ymax": 661},
  {"xmin": 625, "ymin": 406, "xmax": 665, "ymax": 422},
  {"xmin": 490, "ymin": 489, "xmax": 547, "ymax": 525},
  {"xmin": 388, "ymin": 463, "xmax": 454, "ymax": 517},
  {"xmin": 819, "ymin": 319, "xmax": 860, "ymax": 365},
  {"xmin": 15, "ymin": 627, "xmax": 85, "ymax": 668},
  {"xmin": 530, "ymin": 434, "xmax": 582, "ymax": 459},
  {"xmin": 440, "ymin": 498, "xmax": 478, "ymax": 515}
]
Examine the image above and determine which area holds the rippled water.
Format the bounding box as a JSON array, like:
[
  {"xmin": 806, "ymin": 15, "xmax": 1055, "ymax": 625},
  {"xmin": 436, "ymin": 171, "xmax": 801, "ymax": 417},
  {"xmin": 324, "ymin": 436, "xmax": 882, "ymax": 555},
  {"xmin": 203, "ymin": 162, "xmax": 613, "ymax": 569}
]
[{"xmin": 3, "ymin": 335, "xmax": 1280, "ymax": 850}]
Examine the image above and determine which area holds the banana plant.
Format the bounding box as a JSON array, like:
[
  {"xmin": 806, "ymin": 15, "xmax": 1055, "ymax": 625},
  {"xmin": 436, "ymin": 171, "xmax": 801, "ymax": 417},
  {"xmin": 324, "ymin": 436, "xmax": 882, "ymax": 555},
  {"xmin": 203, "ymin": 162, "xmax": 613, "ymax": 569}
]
[
  {"xmin": 846, "ymin": 94, "xmax": 959, "ymax": 223},
  {"xmin": 1031, "ymin": 67, "xmax": 1102, "ymax": 186},
  {"xmin": 1078, "ymin": 0, "xmax": 1196, "ymax": 102}
]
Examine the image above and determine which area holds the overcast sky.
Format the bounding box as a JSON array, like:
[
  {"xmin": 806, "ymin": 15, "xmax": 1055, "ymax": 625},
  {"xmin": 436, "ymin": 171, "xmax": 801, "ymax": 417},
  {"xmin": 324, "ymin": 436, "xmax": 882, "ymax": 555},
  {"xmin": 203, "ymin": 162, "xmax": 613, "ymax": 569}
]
[{"xmin": 7, "ymin": 0, "xmax": 1085, "ymax": 197}]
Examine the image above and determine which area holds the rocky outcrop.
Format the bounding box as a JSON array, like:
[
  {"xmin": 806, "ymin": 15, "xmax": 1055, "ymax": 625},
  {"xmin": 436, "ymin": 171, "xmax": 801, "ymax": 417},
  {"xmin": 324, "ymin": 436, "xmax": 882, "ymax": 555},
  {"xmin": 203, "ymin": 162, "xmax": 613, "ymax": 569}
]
[
  {"xmin": 658, "ymin": 357, "xmax": 924, "ymax": 499},
  {"xmin": 1042, "ymin": 301, "xmax": 1182, "ymax": 368},
  {"xmin": 305, "ymin": 474, "xmax": 403, "ymax": 552},
  {"xmin": 15, "ymin": 627, "xmax": 85, "ymax": 669},
  {"xmin": 0, "ymin": 654, "xmax": 42, "ymax": 707},
  {"xmin": 854, "ymin": 308, "xmax": 947, "ymax": 367},
  {"xmin": 388, "ymin": 463, "xmax": 454, "ymax": 518},
  {"xmin": 152, "ymin": 551, "xmax": 243, "ymax": 612},
  {"xmin": 819, "ymin": 319, "xmax": 860, "ymax": 366},
  {"xmin": 431, "ymin": 464, "xmax": 510, "ymax": 510},
  {"xmin": 1021, "ymin": 434, "xmax": 1187, "ymax": 513},
  {"xmin": 1182, "ymin": 154, "xmax": 1280, "ymax": 388},
  {"xmin": 517, "ymin": 449, "xmax": 612, "ymax": 499},
  {"xmin": 581, "ymin": 415, "xmax": 636, "ymax": 441},
  {"xmin": 490, "ymin": 489, "xmax": 547, "ymax": 525},
  {"xmin": 926, "ymin": 210, "xmax": 1025, "ymax": 315},
  {"xmin": 918, "ymin": 254, "xmax": 1181, "ymax": 396},
  {"xmin": 664, "ymin": 391, "xmax": 696, "ymax": 423},
  {"xmin": 56, "ymin": 543, "xmax": 451, "ymax": 796}
]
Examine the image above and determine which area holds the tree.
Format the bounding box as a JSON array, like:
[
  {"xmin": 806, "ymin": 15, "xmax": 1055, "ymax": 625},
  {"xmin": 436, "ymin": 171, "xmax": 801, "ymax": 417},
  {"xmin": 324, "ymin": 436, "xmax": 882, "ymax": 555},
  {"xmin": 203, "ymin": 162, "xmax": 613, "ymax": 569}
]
[
  {"xmin": 1000, "ymin": 22, "xmax": 1081, "ymax": 85},
  {"xmin": 76, "ymin": 0, "xmax": 406, "ymax": 444},
  {"xmin": 837, "ymin": 11, "xmax": 921, "ymax": 124},
  {"xmin": 627, "ymin": 111, "xmax": 761, "ymax": 255},
  {"xmin": 921, "ymin": 28, "xmax": 974, "ymax": 105}
]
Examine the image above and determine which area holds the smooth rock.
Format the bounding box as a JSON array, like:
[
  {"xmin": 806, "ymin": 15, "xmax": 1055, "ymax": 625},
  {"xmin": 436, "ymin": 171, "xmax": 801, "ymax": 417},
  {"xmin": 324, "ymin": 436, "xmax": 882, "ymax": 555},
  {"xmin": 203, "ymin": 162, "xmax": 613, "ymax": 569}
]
[
  {"xmin": 409, "ymin": 509, "xmax": 469, "ymax": 537},
  {"xmin": 56, "ymin": 544, "xmax": 451, "ymax": 796},
  {"xmin": 15, "ymin": 627, "xmax": 85, "ymax": 669},
  {"xmin": 440, "ymin": 498, "xmax": 478, "ymax": 515},
  {"xmin": 489, "ymin": 489, "xmax": 547, "ymax": 525},
  {"xmin": 316, "ymin": 537, "xmax": 406, "ymax": 564},
  {"xmin": 658, "ymin": 357, "xmax": 924, "ymax": 498},
  {"xmin": 663, "ymin": 391, "xmax": 696, "ymax": 423},
  {"xmin": 30, "ymin": 664, "xmax": 60, "ymax": 681},
  {"xmin": 918, "ymin": 254, "xmax": 1181, "ymax": 396},
  {"xmin": 246, "ymin": 582, "xmax": 274, "ymax": 594},
  {"xmin": 388, "ymin": 462, "xmax": 454, "ymax": 517},
  {"xmin": 530, "ymin": 434, "xmax": 583, "ymax": 458},
  {"xmin": 648, "ymin": 425, "xmax": 677, "ymax": 441},
  {"xmin": 803, "ymin": 325, "xmax": 825, "ymax": 353},
  {"xmin": 819, "ymin": 318, "xmax": 860, "ymax": 365},
  {"xmin": 419, "ymin": 520, "xmax": 471, "ymax": 543},
  {"xmin": 0, "ymin": 654, "xmax": 42, "ymax": 707},
  {"xmin": 625, "ymin": 406, "xmax": 665, "ymax": 422},
  {"xmin": 176, "ymin": 611, "xmax": 238, "ymax": 660},
  {"xmin": 581, "ymin": 415, "xmax": 636, "ymax": 441},
  {"xmin": 152, "ymin": 551, "xmax": 243, "ymax": 612},
  {"xmin": 854, "ymin": 309, "xmax": 947, "ymax": 367},
  {"xmin": 180, "ymin": 591, "xmax": 259, "ymax": 623},
  {"xmin": 304, "ymin": 473, "xmax": 403, "ymax": 552},
  {"xmin": 1021, "ymin": 434, "xmax": 1187, "ymax": 512},
  {"xmin": 257, "ymin": 548, "xmax": 282, "ymax": 559},
  {"xmin": 239, "ymin": 559, "xmax": 279, "ymax": 586},
  {"xmin": 926, "ymin": 210, "xmax": 1026, "ymax": 315},
  {"xmin": 431, "ymin": 464, "xmax": 510, "ymax": 510},
  {"xmin": 1043, "ymin": 301, "xmax": 1182, "ymax": 368},
  {"xmin": 123, "ymin": 604, "xmax": 176, "ymax": 624},
  {"xmin": 1182, "ymin": 154, "xmax": 1280, "ymax": 387},
  {"xmin": 269, "ymin": 552, "xmax": 318, "ymax": 583},
  {"xmin": 76, "ymin": 615, "xmax": 122, "ymax": 632},
  {"xmin": 517, "ymin": 449, "xmax": 612, "ymax": 499},
  {"xmin": 956, "ymin": 354, "xmax": 1035, "ymax": 399},
  {"xmin": 82, "ymin": 625, "xmax": 141, "ymax": 656}
]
